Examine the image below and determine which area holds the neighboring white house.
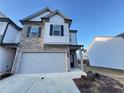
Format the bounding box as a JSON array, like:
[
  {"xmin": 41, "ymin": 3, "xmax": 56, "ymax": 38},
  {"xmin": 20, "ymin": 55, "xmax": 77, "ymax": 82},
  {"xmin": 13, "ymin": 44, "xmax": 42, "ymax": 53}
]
[
  {"xmin": 0, "ymin": 12, "xmax": 21, "ymax": 73},
  {"xmin": 0, "ymin": 7, "xmax": 83, "ymax": 74},
  {"xmin": 88, "ymin": 35, "xmax": 124, "ymax": 70}
]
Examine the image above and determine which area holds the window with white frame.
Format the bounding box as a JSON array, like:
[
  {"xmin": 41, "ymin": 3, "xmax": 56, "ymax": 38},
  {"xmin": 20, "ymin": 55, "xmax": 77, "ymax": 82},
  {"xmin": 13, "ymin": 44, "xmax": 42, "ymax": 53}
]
[
  {"xmin": 53, "ymin": 25, "xmax": 61, "ymax": 36},
  {"xmin": 30, "ymin": 26, "xmax": 39, "ymax": 37},
  {"xmin": 50, "ymin": 24, "xmax": 64, "ymax": 36}
]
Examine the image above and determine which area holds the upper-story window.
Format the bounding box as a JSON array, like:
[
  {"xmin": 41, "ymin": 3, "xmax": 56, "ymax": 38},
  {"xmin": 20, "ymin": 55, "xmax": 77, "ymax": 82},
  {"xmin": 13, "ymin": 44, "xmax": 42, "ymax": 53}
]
[
  {"xmin": 50, "ymin": 24, "xmax": 64, "ymax": 36},
  {"xmin": 69, "ymin": 33, "xmax": 77, "ymax": 45},
  {"xmin": 26, "ymin": 26, "xmax": 41, "ymax": 38},
  {"xmin": 30, "ymin": 26, "xmax": 39, "ymax": 37},
  {"xmin": 53, "ymin": 25, "xmax": 61, "ymax": 36}
]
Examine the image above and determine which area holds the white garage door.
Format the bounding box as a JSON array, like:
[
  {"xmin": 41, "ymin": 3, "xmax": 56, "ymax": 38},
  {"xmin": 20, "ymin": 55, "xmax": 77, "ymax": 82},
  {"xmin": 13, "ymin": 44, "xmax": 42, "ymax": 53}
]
[{"xmin": 18, "ymin": 52, "xmax": 66, "ymax": 74}]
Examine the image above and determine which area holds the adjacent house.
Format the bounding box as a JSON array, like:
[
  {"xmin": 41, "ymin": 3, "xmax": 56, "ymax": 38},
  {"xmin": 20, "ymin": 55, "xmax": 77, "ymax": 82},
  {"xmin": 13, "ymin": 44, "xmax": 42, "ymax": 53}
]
[
  {"xmin": 9, "ymin": 7, "xmax": 84, "ymax": 74},
  {"xmin": 0, "ymin": 12, "xmax": 21, "ymax": 73},
  {"xmin": 87, "ymin": 35, "xmax": 124, "ymax": 70}
]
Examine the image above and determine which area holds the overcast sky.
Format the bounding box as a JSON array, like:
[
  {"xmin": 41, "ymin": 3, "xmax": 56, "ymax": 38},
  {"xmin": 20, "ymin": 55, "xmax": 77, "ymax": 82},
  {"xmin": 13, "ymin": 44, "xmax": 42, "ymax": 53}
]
[{"xmin": 0, "ymin": 0, "xmax": 124, "ymax": 48}]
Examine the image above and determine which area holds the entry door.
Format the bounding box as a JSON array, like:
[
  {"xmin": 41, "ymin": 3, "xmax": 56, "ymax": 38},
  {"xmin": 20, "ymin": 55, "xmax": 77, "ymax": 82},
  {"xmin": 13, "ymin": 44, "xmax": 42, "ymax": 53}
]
[{"xmin": 70, "ymin": 54, "xmax": 74, "ymax": 68}]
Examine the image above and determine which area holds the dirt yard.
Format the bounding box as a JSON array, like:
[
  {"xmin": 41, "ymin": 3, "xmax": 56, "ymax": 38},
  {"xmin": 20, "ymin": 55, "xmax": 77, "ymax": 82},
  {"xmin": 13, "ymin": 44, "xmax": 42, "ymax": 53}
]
[
  {"xmin": 74, "ymin": 72, "xmax": 124, "ymax": 93},
  {"xmin": 86, "ymin": 66, "xmax": 124, "ymax": 84}
]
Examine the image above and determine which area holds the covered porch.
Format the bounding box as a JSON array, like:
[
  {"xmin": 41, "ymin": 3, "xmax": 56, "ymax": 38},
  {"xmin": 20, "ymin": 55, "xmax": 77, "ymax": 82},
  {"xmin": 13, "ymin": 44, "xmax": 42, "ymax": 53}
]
[{"xmin": 69, "ymin": 45, "xmax": 84, "ymax": 71}]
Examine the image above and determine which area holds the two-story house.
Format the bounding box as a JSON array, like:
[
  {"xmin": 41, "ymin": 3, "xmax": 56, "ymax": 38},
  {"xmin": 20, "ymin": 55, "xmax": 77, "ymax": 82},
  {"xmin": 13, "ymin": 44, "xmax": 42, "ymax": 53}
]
[
  {"xmin": 0, "ymin": 12, "xmax": 21, "ymax": 73},
  {"xmin": 0, "ymin": 7, "xmax": 83, "ymax": 74}
]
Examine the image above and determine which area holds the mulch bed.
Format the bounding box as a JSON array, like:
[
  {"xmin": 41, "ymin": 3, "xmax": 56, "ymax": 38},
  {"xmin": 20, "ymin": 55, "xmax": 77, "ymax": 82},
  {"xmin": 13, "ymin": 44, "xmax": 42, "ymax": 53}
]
[{"xmin": 73, "ymin": 72, "xmax": 124, "ymax": 93}]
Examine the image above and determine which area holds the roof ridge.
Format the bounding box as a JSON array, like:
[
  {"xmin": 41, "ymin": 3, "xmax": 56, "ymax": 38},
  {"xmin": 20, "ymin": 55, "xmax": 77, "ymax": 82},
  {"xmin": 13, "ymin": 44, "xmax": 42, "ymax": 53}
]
[
  {"xmin": 116, "ymin": 32, "xmax": 124, "ymax": 37},
  {"xmin": 43, "ymin": 10, "xmax": 71, "ymax": 20},
  {"xmin": 21, "ymin": 7, "xmax": 52, "ymax": 21}
]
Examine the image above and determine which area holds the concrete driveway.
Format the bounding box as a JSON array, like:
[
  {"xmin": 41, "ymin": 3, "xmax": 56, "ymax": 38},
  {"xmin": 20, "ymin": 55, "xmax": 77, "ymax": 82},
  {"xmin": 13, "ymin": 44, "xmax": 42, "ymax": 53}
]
[{"xmin": 0, "ymin": 71, "xmax": 86, "ymax": 93}]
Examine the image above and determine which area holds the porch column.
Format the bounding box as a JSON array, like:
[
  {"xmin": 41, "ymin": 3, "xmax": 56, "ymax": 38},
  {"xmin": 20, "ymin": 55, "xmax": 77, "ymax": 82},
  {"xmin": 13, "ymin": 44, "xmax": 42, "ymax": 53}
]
[
  {"xmin": 67, "ymin": 48, "xmax": 71, "ymax": 71},
  {"xmin": 79, "ymin": 48, "xmax": 84, "ymax": 70}
]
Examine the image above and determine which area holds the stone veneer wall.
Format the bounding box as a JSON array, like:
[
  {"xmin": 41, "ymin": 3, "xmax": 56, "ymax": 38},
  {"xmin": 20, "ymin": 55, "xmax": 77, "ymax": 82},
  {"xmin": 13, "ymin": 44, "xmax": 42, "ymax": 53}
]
[
  {"xmin": 20, "ymin": 24, "xmax": 44, "ymax": 51},
  {"xmin": 12, "ymin": 25, "xmax": 71, "ymax": 73}
]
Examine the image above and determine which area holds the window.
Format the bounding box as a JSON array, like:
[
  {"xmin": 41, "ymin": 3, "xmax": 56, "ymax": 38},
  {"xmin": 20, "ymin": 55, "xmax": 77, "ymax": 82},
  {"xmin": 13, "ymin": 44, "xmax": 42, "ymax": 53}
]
[
  {"xmin": 53, "ymin": 25, "xmax": 61, "ymax": 36},
  {"xmin": 30, "ymin": 26, "xmax": 39, "ymax": 37},
  {"xmin": 26, "ymin": 26, "xmax": 41, "ymax": 38},
  {"xmin": 50, "ymin": 25, "xmax": 64, "ymax": 36},
  {"xmin": 69, "ymin": 34, "xmax": 72, "ymax": 42}
]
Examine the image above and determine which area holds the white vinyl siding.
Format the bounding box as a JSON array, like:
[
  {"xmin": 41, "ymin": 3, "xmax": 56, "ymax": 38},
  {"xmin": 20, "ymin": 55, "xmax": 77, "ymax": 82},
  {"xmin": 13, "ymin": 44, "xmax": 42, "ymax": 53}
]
[
  {"xmin": 44, "ymin": 14, "xmax": 70, "ymax": 44},
  {"xmin": 3, "ymin": 24, "xmax": 20, "ymax": 43},
  {"xmin": 0, "ymin": 22, "xmax": 8, "ymax": 35},
  {"xmin": 88, "ymin": 37, "xmax": 124, "ymax": 70}
]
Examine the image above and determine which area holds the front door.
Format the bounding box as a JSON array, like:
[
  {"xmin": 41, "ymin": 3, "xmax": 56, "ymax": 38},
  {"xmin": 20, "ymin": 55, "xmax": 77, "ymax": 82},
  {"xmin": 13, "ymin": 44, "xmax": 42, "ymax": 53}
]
[{"xmin": 70, "ymin": 54, "xmax": 74, "ymax": 68}]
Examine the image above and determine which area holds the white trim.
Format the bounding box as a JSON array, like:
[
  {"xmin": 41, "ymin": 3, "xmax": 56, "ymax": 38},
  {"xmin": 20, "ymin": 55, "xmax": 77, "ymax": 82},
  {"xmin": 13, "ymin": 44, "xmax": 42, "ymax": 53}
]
[
  {"xmin": 44, "ymin": 42, "xmax": 71, "ymax": 45},
  {"xmin": 29, "ymin": 26, "xmax": 39, "ymax": 37},
  {"xmin": 15, "ymin": 50, "xmax": 22, "ymax": 74},
  {"xmin": 52, "ymin": 24, "xmax": 62, "ymax": 36},
  {"xmin": 65, "ymin": 51, "xmax": 68, "ymax": 72},
  {"xmin": 79, "ymin": 48, "xmax": 84, "ymax": 70},
  {"xmin": 87, "ymin": 36, "xmax": 113, "ymax": 51},
  {"xmin": 11, "ymin": 48, "xmax": 19, "ymax": 73}
]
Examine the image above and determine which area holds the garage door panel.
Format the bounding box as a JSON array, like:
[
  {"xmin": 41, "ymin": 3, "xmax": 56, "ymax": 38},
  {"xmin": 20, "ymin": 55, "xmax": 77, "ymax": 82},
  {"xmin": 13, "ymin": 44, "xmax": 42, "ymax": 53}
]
[{"xmin": 19, "ymin": 53, "xmax": 66, "ymax": 74}]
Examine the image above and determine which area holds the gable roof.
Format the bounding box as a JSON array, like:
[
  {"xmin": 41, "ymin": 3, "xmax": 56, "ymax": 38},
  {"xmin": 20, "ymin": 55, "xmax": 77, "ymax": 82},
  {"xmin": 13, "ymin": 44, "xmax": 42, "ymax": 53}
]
[
  {"xmin": 20, "ymin": 8, "xmax": 72, "ymax": 26},
  {"xmin": 0, "ymin": 11, "xmax": 21, "ymax": 31},
  {"xmin": 42, "ymin": 10, "xmax": 72, "ymax": 20},
  {"xmin": 116, "ymin": 32, "xmax": 124, "ymax": 38},
  {"xmin": 42, "ymin": 10, "xmax": 72, "ymax": 27},
  {"xmin": 0, "ymin": 18, "xmax": 22, "ymax": 31},
  {"xmin": 21, "ymin": 7, "xmax": 52, "ymax": 21}
]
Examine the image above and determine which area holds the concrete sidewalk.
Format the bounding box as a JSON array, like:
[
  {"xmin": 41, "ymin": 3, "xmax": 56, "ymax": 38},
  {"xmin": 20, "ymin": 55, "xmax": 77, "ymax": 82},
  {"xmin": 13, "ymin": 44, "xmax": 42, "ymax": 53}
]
[{"xmin": 0, "ymin": 71, "xmax": 86, "ymax": 93}]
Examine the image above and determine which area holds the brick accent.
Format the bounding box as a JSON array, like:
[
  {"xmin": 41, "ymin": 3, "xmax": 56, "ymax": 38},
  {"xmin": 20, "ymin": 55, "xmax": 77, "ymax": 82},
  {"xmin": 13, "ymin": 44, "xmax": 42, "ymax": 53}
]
[
  {"xmin": 20, "ymin": 25, "xmax": 44, "ymax": 52},
  {"xmin": 12, "ymin": 25, "xmax": 71, "ymax": 73}
]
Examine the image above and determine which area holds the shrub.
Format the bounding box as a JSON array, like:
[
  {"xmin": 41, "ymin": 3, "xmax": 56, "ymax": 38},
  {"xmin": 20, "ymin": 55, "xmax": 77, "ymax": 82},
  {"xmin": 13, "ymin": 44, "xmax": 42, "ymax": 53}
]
[{"xmin": 94, "ymin": 73, "xmax": 100, "ymax": 79}]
